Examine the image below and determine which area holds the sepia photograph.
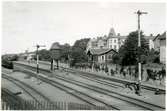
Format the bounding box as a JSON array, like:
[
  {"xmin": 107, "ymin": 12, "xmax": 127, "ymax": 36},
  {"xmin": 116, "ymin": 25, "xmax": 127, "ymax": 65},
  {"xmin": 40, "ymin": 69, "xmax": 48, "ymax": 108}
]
[{"xmin": 1, "ymin": 1, "xmax": 166, "ymax": 110}]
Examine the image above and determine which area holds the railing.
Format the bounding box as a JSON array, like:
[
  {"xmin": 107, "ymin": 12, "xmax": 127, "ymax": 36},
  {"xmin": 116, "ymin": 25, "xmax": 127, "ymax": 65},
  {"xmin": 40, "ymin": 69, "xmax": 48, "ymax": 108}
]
[{"xmin": 1, "ymin": 100, "xmax": 106, "ymax": 110}]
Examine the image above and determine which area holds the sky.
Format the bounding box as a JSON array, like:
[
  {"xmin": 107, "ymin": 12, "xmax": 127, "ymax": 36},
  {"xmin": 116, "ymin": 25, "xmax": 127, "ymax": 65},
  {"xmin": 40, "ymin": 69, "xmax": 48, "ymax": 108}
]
[{"xmin": 2, "ymin": 1, "xmax": 166, "ymax": 54}]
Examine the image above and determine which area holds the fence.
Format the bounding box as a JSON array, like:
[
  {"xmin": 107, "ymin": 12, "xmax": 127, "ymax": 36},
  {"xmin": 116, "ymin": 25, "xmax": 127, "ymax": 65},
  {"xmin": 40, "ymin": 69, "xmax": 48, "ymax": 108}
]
[{"xmin": 1, "ymin": 100, "xmax": 106, "ymax": 110}]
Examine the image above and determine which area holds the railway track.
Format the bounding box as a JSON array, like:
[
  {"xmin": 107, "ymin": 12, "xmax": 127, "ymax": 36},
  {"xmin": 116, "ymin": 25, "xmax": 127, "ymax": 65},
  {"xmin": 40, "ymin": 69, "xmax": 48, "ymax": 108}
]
[
  {"xmin": 2, "ymin": 72, "xmax": 55, "ymax": 109},
  {"xmin": 16, "ymin": 61, "xmax": 166, "ymax": 92},
  {"xmin": 15, "ymin": 69, "xmax": 117, "ymax": 110},
  {"xmin": 60, "ymin": 67, "xmax": 124, "ymax": 89},
  {"xmin": 60, "ymin": 66, "xmax": 166, "ymax": 92},
  {"xmin": 13, "ymin": 64, "xmax": 165, "ymax": 110},
  {"xmin": 46, "ymin": 71, "xmax": 165, "ymax": 110},
  {"xmin": 2, "ymin": 70, "xmax": 109, "ymax": 110},
  {"xmin": 1, "ymin": 88, "xmax": 35, "ymax": 110}
]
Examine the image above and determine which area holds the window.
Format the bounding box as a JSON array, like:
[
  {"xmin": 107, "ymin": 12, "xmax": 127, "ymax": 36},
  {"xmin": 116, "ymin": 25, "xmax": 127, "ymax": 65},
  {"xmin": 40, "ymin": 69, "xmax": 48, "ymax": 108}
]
[
  {"xmin": 114, "ymin": 45, "xmax": 117, "ymax": 50},
  {"xmin": 108, "ymin": 55, "xmax": 112, "ymax": 59},
  {"xmin": 110, "ymin": 45, "xmax": 112, "ymax": 48},
  {"xmin": 114, "ymin": 39, "xmax": 117, "ymax": 43},
  {"xmin": 102, "ymin": 56, "xmax": 104, "ymax": 60}
]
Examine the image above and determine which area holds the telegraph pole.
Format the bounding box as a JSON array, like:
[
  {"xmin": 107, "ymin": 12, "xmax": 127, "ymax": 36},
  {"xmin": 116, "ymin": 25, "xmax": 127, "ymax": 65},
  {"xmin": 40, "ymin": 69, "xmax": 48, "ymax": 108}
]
[
  {"xmin": 135, "ymin": 10, "xmax": 147, "ymax": 95},
  {"xmin": 35, "ymin": 44, "xmax": 45, "ymax": 84}
]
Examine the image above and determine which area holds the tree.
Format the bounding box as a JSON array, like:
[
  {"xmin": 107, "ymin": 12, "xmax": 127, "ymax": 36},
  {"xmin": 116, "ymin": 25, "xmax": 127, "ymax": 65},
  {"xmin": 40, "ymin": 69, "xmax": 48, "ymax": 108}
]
[
  {"xmin": 70, "ymin": 38, "xmax": 90, "ymax": 66},
  {"xmin": 59, "ymin": 43, "xmax": 71, "ymax": 62},
  {"xmin": 38, "ymin": 49, "xmax": 52, "ymax": 61},
  {"xmin": 112, "ymin": 53, "xmax": 120, "ymax": 72},
  {"xmin": 119, "ymin": 31, "xmax": 149, "ymax": 66},
  {"xmin": 112, "ymin": 53, "xmax": 120, "ymax": 65},
  {"xmin": 146, "ymin": 49, "xmax": 160, "ymax": 63}
]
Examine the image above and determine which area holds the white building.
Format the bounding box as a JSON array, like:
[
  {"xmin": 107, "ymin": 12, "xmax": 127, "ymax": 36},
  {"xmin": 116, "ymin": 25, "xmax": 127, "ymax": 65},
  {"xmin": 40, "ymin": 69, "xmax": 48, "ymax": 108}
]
[
  {"xmin": 86, "ymin": 28, "xmax": 126, "ymax": 52},
  {"xmin": 155, "ymin": 32, "xmax": 166, "ymax": 64},
  {"xmin": 144, "ymin": 34, "xmax": 155, "ymax": 50}
]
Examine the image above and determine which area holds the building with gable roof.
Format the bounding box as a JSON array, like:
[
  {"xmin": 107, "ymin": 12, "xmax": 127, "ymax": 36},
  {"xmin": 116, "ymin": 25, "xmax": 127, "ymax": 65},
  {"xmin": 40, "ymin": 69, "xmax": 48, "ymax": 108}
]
[
  {"xmin": 86, "ymin": 28, "xmax": 122, "ymax": 64},
  {"xmin": 86, "ymin": 27, "xmax": 156, "ymax": 64},
  {"xmin": 87, "ymin": 48, "xmax": 117, "ymax": 64}
]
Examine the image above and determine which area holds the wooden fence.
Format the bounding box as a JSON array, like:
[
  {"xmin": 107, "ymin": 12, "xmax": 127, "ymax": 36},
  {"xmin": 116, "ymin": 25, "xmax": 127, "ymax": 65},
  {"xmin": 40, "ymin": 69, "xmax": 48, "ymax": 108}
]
[{"xmin": 1, "ymin": 100, "xmax": 106, "ymax": 110}]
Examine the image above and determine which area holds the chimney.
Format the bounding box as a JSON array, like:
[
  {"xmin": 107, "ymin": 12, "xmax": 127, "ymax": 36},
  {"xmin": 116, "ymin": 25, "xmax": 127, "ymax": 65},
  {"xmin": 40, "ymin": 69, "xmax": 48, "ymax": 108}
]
[{"xmin": 117, "ymin": 33, "xmax": 120, "ymax": 36}]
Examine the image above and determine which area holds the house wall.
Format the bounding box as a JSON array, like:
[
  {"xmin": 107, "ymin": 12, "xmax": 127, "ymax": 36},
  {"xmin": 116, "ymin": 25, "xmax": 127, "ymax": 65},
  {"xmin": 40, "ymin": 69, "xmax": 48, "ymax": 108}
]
[
  {"xmin": 97, "ymin": 51, "xmax": 115, "ymax": 64},
  {"xmin": 160, "ymin": 39, "xmax": 166, "ymax": 64},
  {"xmin": 107, "ymin": 38, "xmax": 119, "ymax": 51},
  {"xmin": 97, "ymin": 39, "xmax": 106, "ymax": 49},
  {"xmin": 149, "ymin": 39, "xmax": 154, "ymax": 50},
  {"xmin": 98, "ymin": 55, "xmax": 106, "ymax": 63},
  {"xmin": 153, "ymin": 39, "xmax": 160, "ymax": 51}
]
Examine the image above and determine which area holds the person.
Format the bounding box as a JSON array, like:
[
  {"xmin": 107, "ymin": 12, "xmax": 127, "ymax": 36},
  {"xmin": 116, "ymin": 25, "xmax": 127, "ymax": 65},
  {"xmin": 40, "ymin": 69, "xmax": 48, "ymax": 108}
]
[
  {"xmin": 120, "ymin": 66, "xmax": 124, "ymax": 77},
  {"xmin": 110, "ymin": 69, "xmax": 114, "ymax": 76},
  {"xmin": 105, "ymin": 65, "xmax": 109, "ymax": 75}
]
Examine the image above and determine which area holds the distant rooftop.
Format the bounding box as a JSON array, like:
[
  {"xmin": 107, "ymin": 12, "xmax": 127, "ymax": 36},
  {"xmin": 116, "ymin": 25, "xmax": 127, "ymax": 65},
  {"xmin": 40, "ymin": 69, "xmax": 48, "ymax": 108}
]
[
  {"xmin": 50, "ymin": 42, "xmax": 61, "ymax": 50},
  {"xmin": 108, "ymin": 28, "xmax": 116, "ymax": 37},
  {"xmin": 158, "ymin": 32, "xmax": 166, "ymax": 40},
  {"xmin": 87, "ymin": 48, "xmax": 117, "ymax": 55}
]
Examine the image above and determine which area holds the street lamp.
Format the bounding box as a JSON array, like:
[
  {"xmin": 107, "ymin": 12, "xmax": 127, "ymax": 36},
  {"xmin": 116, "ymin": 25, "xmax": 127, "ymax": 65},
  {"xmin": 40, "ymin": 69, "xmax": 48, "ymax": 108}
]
[
  {"xmin": 135, "ymin": 10, "xmax": 147, "ymax": 95},
  {"xmin": 50, "ymin": 42, "xmax": 61, "ymax": 70}
]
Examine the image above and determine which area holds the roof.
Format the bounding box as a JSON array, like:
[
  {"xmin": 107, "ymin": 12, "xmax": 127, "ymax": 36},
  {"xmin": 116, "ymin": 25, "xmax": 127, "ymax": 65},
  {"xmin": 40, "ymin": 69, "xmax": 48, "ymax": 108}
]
[
  {"xmin": 153, "ymin": 32, "xmax": 166, "ymax": 41},
  {"xmin": 158, "ymin": 32, "xmax": 166, "ymax": 40},
  {"xmin": 144, "ymin": 35, "xmax": 155, "ymax": 40},
  {"xmin": 117, "ymin": 36, "xmax": 127, "ymax": 39},
  {"xmin": 108, "ymin": 28, "xmax": 116, "ymax": 37},
  {"xmin": 153, "ymin": 34, "xmax": 160, "ymax": 41},
  {"xmin": 87, "ymin": 48, "xmax": 117, "ymax": 55},
  {"xmin": 50, "ymin": 42, "xmax": 61, "ymax": 50}
]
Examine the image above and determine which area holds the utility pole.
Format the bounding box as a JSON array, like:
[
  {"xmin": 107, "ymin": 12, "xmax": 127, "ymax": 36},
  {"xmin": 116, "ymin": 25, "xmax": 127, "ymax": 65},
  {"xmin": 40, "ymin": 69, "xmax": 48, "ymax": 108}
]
[
  {"xmin": 35, "ymin": 44, "xmax": 45, "ymax": 84},
  {"xmin": 135, "ymin": 10, "xmax": 147, "ymax": 95}
]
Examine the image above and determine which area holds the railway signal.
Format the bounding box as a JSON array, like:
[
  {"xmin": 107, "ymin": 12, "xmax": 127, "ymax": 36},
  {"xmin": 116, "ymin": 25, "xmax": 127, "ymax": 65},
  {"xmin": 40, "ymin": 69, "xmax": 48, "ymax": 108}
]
[
  {"xmin": 34, "ymin": 44, "xmax": 46, "ymax": 84},
  {"xmin": 135, "ymin": 10, "xmax": 148, "ymax": 96}
]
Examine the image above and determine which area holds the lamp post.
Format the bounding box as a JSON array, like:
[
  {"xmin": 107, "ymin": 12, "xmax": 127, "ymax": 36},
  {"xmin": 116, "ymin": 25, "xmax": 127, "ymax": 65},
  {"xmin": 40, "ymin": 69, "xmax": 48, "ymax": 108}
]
[
  {"xmin": 50, "ymin": 42, "xmax": 61, "ymax": 70},
  {"xmin": 135, "ymin": 10, "xmax": 147, "ymax": 95}
]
